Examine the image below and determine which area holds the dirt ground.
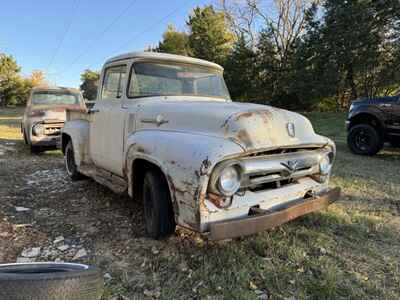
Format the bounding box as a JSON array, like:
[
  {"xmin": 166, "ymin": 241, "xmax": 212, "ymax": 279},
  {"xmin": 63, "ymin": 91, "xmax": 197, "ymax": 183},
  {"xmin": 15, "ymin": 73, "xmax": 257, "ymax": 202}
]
[{"xmin": 1, "ymin": 107, "xmax": 399, "ymax": 299}]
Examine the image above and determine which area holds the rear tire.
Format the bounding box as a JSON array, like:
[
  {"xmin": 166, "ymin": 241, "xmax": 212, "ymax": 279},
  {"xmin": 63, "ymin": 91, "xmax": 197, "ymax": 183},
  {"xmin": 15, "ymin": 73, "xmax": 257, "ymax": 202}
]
[
  {"xmin": 30, "ymin": 145, "xmax": 42, "ymax": 155},
  {"xmin": 22, "ymin": 130, "xmax": 28, "ymax": 145},
  {"xmin": 0, "ymin": 262, "xmax": 103, "ymax": 300},
  {"xmin": 65, "ymin": 140, "xmax": 84, "ymax": 181},
  {"xmin": 347, "ymin": 124, "xmax": 383, "ymax": 156},
  {"xmin": 143, "ymin": 169, "xmax": 176, "ymax": 239}
]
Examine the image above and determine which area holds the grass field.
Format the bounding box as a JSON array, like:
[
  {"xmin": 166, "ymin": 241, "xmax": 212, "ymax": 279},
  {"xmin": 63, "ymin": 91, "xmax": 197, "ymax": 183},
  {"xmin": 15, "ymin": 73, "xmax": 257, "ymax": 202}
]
[{"xmin": 0, "ymin": 107, "xmax": 399, "ymax": 299}]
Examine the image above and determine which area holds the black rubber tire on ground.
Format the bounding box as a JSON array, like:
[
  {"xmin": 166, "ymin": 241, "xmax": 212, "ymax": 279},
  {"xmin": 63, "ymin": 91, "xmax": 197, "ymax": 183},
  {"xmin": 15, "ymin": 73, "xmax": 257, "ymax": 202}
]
[
  {"xmin": 143, "ymin": 169, "xmax": 176, "ymax": 239},
  {"xmin": 30, "ymin": 145, "xmax": 42, "ymax": 155},
  {"xmin": 0, "ymin": 262, "xmax": 103, "ymax": 300},
  {"xmin": 65, "ymin": 140, "xmax": 84, "ymax": 181},
  {"xmin": 22, "ymin": 130, "xmax": 28, "ymax": 145},
  {"xmin": 347, "ymin": 124, "xmax": 383, "ymax": 156}
]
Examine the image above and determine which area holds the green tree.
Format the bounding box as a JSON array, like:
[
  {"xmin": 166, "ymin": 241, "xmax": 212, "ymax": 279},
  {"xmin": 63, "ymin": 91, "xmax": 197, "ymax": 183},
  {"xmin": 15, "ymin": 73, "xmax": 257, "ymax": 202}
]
[
  {"xmin": 224, "ymin": 34, "xmax": 259, "ymax": 101},
  {"xmin": 158, "ymin": 25, "xmax": 191, "ymax": 56},
  {"xmin": 295, "ymin": 0, "xmax": 400, "ymax": 109},
  {"xmin": 80, "ymin": 69, "xmax": 100, "ymax": 100},
  {"xmin": 0, "ymin": 53, "xmax": 30, "ymax": 106},
  {"xmin": 187, "ymin": 5, "xmax": 235, "ymax": 64}
]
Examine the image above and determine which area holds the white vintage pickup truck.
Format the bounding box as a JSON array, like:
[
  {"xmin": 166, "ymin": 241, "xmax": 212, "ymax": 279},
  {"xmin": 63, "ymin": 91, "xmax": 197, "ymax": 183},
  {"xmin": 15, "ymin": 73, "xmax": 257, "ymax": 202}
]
[{"xmin": 62, "ymin": 52, "xmax": 340, "ymax": 240}]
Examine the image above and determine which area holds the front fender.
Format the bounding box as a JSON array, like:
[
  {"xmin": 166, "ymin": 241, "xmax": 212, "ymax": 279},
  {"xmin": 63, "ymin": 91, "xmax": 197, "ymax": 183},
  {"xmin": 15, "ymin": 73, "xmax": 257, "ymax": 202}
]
[
  {"xmin": 125, "ymin": 130, "xmax": 244, "ymax": 230},
  {"xmin": 62, "ymin": 120, "xmax": 90, "ymax": 166},
  {"xmin": 349, "ymin": 105, "xmax": 387, "ymax": 128}
]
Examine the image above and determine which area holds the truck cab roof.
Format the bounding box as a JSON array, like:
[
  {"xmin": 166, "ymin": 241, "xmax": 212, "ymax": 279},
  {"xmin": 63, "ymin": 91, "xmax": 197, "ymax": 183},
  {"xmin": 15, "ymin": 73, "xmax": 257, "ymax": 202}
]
[{"xmin": 105, "ymin": 51, "xmax": 224, "ymax": 72}]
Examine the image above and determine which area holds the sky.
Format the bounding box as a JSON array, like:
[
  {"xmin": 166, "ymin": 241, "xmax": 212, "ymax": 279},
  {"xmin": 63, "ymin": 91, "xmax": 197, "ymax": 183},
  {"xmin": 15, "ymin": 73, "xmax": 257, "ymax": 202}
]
[{"xmin": 0, "ymin": 0, "xmax": 215, "ymax": 88}]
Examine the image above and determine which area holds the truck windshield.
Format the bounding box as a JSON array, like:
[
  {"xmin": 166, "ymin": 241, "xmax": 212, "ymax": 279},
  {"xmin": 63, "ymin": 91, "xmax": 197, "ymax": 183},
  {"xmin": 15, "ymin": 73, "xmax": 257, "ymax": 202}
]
[
  {"xmin": 32, "ymin": 91, "xmax": 79, "ymax": 106},
  {"xmin": 128, "ymin": 62, "xmax": 230, "ymax": 99}
]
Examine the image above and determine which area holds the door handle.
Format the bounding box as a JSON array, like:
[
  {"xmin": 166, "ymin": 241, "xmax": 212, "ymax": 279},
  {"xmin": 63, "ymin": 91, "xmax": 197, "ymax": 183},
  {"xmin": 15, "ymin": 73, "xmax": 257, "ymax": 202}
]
[{"xmin": 140, "ymin": 114, "xmax": 169, "ymax": 126}]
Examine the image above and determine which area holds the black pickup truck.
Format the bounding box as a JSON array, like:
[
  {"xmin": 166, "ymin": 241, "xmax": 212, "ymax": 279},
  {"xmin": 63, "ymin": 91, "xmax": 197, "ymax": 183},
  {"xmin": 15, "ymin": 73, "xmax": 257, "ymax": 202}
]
[{"xmin": 346, "ymin": 95, "xmax": 400, "ymax": 155}]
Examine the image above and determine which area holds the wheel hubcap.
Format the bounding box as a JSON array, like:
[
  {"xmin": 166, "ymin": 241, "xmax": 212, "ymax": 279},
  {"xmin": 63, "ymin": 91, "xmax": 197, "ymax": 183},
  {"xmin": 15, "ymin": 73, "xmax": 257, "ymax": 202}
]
[{"xmin": 355, "ymin": 130, "xmax": 371, "ymax": 151}]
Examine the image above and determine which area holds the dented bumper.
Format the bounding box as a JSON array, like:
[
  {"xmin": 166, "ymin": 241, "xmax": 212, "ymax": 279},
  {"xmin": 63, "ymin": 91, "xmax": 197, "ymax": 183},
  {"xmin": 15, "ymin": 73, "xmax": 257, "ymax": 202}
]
[{"xmin": 209, "ymin": 187, "xmax": 341, "ymax": 240}]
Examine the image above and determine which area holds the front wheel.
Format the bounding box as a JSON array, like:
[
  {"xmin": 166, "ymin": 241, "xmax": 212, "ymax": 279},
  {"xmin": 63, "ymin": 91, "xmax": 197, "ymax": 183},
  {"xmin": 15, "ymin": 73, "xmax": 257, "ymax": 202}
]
[
  {"xmin": 143, "ymin": 169, "xmax": 176, "ymax": 239},
  {"xmin": 65, "ymin": 140, "xmax": 84, "ymax": 181},
  {"xmin": 347, "ymin": 124, "xmax": 383, "ymax": 156}
]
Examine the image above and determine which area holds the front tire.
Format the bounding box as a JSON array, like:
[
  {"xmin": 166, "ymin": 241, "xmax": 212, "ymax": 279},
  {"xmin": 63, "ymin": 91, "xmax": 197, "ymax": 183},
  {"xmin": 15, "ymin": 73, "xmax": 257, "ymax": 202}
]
[
  {"xmin": 143, "ymin": 169, "xmax": 176, "ymax": 239},
  {"xmin": 65, "ymin": 140, "xmax": 84, "ymax": 181},
  {"xmin": 347, "ymin": 124, "xmax": 383, "ymax": 156}
]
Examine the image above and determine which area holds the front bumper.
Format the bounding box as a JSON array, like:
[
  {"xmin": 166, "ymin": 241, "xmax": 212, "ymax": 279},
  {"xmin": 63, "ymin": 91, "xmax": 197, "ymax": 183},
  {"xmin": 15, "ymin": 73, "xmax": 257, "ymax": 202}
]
[
  {"xmin": 209, "ymin": 187, "xmax": 341, "ymax": 240},
  {"xmin": 31, "ymin": 135, "xmax": 61, "ymax": 147},
  {"xmin": 30, "ymin": 121, "xmax": 64, "ymax": 148}
]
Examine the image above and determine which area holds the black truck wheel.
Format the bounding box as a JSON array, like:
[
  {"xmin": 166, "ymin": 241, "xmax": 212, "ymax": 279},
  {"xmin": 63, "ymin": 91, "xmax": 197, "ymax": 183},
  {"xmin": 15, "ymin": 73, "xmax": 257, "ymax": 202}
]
[
  {"xmin": 65, "ymin": 140, "xmax": 84, "ymax": 181},
  {"xmin": 0, "ymin": 262, "xmax": 103, "ymax": 300},
  {"xmin": 347, "ymin": 124, "xmax": 383, "ymax": 156},
  {"xmin": 143, "ymin": 169, "xmax": 176, "ymax": 239}
]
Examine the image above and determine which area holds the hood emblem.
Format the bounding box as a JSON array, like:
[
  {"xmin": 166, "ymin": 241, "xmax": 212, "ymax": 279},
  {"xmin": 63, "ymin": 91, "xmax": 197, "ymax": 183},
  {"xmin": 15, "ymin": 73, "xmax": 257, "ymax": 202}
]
[
  {"xmin": 281, "ymin": 160, "xmax": 300, "ymax": 176},
  {"xmin": 287, "ymin": 122, "xmax": 296, "ymax": 137}
]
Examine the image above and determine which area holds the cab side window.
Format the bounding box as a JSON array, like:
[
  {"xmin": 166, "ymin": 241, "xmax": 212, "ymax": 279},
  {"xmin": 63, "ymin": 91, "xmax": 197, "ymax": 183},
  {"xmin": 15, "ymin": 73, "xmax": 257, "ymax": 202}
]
[{"xmin": 101, "ymin": 65, "xmax": 126, "ymax": 100}]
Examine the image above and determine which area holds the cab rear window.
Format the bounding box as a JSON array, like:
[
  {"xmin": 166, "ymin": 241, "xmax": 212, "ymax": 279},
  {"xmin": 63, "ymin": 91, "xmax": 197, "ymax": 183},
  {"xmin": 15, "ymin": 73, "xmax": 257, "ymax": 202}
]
[{"xmin": 32, "ymin": 91, "xmax": 79, "ymax": 105}]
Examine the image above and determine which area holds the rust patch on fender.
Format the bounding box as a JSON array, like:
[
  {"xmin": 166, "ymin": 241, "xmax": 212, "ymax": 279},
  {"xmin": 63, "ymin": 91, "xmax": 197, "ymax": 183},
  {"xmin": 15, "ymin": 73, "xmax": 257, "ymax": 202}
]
[
  {"xmin": 135, "ymin": 144, "xmax": 151, "ymax": 155},
  {"xmin": 236, "ymin": 129, "xmax": 253, "ymax": 148},
  {"xmin": 200, "ymin": 157, "xmax": 212, "ymax": 175},
  {"xmin": 208, "ymin": 193, "xmax": 231, "ymax": 209},
  {"xmin": 235, "ymin": 111, "xmax": 254, "ymax": 120}
]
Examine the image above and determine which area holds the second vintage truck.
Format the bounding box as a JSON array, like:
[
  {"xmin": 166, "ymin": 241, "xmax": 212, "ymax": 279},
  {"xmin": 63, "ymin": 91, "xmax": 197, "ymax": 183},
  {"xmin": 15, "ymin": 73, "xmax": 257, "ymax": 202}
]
[{"xmin": 62, "ymin": 52, "xmax": 340, "ymax": 240}]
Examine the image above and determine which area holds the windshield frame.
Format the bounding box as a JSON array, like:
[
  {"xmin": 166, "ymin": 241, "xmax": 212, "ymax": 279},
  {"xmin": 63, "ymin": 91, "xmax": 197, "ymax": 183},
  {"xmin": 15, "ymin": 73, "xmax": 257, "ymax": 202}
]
[
  {"xmin": 126, "ymin": 59, "xmax": 231, "ymax": 100},
  {"xmin": 31, "ymin": 90, "xmax": 80, "ymax": 106}
]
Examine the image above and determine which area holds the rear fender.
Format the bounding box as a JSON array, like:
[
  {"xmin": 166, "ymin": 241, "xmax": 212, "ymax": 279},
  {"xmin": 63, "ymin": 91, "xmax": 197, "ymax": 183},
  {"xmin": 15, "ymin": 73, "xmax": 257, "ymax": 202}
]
[{"xmin": 62, "ymin": 120, "xmax": 90, "ymax": 166}]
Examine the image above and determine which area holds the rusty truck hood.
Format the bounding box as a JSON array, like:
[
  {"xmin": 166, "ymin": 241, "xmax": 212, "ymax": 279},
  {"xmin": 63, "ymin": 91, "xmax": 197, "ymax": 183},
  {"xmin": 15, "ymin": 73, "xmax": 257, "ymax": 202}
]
[{"xmin": 136, "ymin": 99, "xmax": 329, "ymax": 152}]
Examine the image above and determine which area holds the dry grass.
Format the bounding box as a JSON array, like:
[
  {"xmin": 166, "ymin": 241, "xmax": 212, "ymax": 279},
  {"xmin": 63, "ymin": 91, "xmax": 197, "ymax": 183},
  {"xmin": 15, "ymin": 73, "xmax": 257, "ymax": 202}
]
[{"xmin": 0, "ymin": 108, "xmax": 399, "ymax": 299}]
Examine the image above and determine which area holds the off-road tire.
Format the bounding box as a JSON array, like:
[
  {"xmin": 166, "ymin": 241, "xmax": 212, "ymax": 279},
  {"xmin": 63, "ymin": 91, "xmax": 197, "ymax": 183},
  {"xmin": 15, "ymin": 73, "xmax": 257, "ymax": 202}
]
[
  {"xmin": 143, "ymin": 169, "xmax": 176, "ymax": 239},
  {"xmin": 65, "ymin": 140, "xmax": 84, "ymax": 181},
  {"xmin": 347, "ymin": 124, "xmax": 383, "ymax": 156},
  {"xmin": 0, "ymin": 262, "xmax": 103, "ymax": 300}
]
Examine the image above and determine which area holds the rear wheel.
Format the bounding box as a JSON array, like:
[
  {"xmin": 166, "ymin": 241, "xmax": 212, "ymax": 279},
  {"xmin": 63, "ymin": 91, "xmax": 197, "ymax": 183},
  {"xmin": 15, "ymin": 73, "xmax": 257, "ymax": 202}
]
[
  {"xmin": 347, "ymin": 124, "xmax": 383, "ymax": 156},
  {"xmin": 22, "ymin": 129, "xmax": 28, "ymax": 145},
  {"xmin": 30, "ymin": 145, "xmax": 42, "ymax": 154},
  {"xmin": 143, "ymin": 169, "xmax": 176, "ymax": 239},
  {"xmin": 65, "ymin": 140, "xmax": 84, "ymax": 181}
]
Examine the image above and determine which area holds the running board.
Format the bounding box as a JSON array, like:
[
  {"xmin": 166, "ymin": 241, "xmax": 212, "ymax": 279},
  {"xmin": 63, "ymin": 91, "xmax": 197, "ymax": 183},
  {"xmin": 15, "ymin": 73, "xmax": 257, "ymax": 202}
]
[{"xmin": 79, "ymin": 164, "xmax": 127, "ymax": 194}]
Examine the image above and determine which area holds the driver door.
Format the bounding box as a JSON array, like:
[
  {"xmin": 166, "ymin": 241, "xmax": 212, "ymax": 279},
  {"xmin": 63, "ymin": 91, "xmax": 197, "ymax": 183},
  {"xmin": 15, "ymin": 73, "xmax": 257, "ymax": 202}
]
[{"xmin": 89, "ymin": 63, "xmax": 128, "ymax": 176}]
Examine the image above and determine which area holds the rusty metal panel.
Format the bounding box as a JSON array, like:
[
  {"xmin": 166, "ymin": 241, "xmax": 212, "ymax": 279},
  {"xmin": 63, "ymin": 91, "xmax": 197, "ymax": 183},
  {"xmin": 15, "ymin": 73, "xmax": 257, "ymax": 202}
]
[{"xmin": 209, "ymin": 187, "xmax": 341, "ymax": 240}]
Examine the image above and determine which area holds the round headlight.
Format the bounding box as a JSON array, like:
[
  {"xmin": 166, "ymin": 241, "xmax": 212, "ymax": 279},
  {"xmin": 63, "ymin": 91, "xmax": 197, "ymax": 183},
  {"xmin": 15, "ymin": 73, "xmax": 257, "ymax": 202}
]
[
  {"xmin": 218, "ymin": 166, "xmax": 241, "ymax": 196},
  {"xmin": 319, "ymin": 154, "xmax": 332, "ymax": 175},
  {"xmin": 33, "ymin": 124, "xmax": 45, "ymax": 136}
]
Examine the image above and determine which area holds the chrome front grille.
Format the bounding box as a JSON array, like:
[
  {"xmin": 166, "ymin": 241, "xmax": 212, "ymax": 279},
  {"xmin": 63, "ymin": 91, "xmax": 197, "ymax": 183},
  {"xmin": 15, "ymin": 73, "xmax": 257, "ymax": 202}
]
[
  {"xmin": 44, "ymin": 123, "xmax": 63, "ymax": 136},
  {"xmin": 238, "ymin": 148, "xmax": 329, "ymax": 190}
]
